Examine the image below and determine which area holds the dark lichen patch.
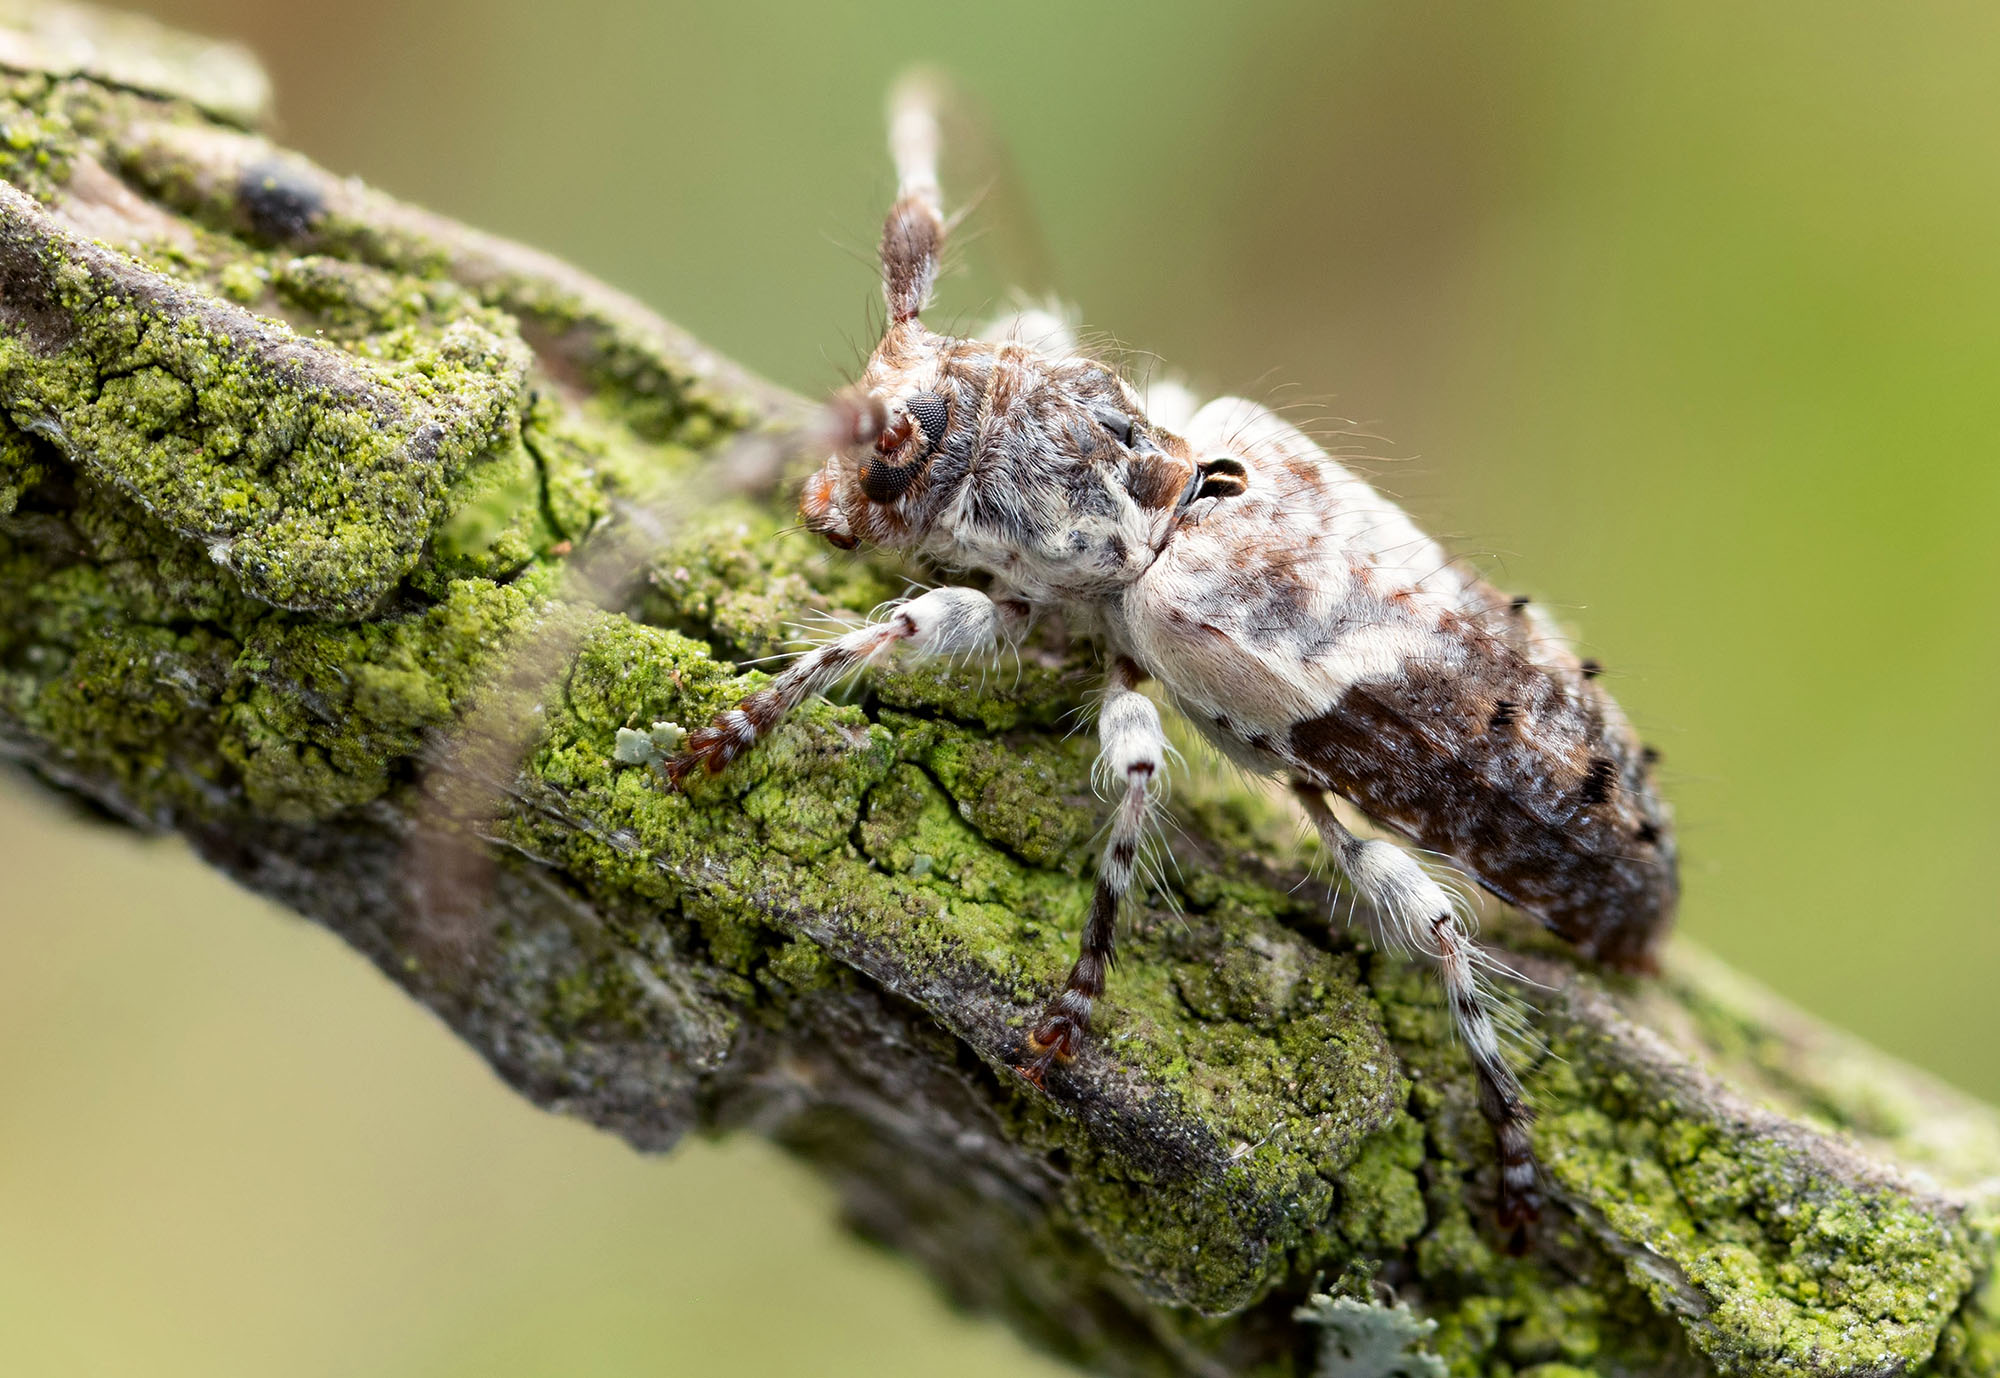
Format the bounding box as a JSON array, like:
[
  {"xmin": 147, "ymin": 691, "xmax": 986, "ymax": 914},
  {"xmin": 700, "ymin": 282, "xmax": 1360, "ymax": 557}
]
[
  {"xmin": 22, "ymin": 616, "xmax": 233, "ymax": 815},
  {"xmin": 237, "ymin": 155, "xmax": 322, "ymax": 241},
  {"xmin": 232, "ymin": 581, "xmax": 532, "ymax": 819},
  {"xmin": 1410, "ymin": 1234, "xmax": 1700, "ymax": 1377},
  {"xmin": 0, "ymin": 461, "xmax": 537, "ymax": 827},
  {"xmin": 58, "ymin": 456, "xmax": 259, "ymax": 624}
]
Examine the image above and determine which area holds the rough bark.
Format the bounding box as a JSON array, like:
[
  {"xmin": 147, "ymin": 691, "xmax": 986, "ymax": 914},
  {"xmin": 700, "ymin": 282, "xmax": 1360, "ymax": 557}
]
[{"xmin": 0, "ymin": 7, "xmax": 1995, "ymax": 1376}]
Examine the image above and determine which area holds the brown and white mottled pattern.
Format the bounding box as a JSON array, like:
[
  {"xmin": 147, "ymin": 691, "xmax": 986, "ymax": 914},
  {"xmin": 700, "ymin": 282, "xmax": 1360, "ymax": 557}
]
[
  {"xmin": 1124, "ymin": 400, "xmax": 1676, "ymax": 970},
  {"xmin": 669, "ymin": 80, "xmax": 1678, "ymax": 1245}
]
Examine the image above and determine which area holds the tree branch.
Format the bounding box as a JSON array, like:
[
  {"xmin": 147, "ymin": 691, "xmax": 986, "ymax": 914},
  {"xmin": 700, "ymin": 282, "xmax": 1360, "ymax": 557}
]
[{"xmin": 0, "ymin": 8, "xmax": 1994, "ymax": 1375}]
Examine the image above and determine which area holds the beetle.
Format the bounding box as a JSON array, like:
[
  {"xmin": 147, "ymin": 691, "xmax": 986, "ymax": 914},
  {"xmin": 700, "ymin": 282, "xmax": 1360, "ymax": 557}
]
[{"xmin": 663, "ymin": 83, "xmax": 1678, "ymax": 1238}]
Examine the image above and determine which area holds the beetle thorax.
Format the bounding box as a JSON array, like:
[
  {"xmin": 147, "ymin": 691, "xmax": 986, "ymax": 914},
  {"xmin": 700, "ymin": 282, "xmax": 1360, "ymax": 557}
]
[{"xmin": 799, "ymin": 323, "xmax": 1197, "ymax": 603}]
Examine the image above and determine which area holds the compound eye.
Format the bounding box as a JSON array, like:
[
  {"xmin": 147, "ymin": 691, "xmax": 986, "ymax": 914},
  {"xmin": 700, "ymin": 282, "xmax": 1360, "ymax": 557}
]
[
  {"xmin": 1092, "ymin": 407, "xmax": 1135, "ymax": 448},
  {"xmin": 1193, "ymin": 456, "xmax": 1248, "ymax": 501},
  {"xmin": 906, "ymin": 391, "xmax": 949, "ymax": 449},
  {"xmin": 861, "ymin": 393, "xmax": 946, "ymax": 504}
]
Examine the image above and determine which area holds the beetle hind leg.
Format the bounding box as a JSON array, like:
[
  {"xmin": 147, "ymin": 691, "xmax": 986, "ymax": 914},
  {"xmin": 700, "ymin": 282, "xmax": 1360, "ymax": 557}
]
[{"xmin": 1293, "ymin": 782, "xmax": 1544, "ymax": 1247}]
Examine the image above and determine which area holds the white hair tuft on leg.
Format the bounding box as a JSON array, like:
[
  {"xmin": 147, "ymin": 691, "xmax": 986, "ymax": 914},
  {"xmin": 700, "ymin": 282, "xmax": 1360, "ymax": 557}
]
[{"xmin": 1293, "ymin": 782, "xmax": 1545, "ymax": 1240}]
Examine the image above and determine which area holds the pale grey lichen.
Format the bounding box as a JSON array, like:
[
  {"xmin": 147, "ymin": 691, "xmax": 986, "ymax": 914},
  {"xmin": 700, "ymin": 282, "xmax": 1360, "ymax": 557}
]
[{"xmin": 1296, "ymin": 1293, "xmax": 1445, "ymax": 1378}]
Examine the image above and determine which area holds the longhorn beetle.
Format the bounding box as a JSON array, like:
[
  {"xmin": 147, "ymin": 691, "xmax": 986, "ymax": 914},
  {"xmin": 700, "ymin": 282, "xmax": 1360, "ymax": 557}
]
[{"xmin": 662, "ymin": 82, "xmax": 1678, "ymax": 1239}]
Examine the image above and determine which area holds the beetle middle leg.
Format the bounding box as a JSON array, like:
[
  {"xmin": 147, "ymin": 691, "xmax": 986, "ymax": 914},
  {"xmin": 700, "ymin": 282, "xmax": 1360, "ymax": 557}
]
[
  {"xmin": 1292, "ymin": 782, "xmax": 1544, "ymax": 1246},
  {"xmin": 1020, "ymin": 657, "xmax": 1164, "ymax": 1085}
]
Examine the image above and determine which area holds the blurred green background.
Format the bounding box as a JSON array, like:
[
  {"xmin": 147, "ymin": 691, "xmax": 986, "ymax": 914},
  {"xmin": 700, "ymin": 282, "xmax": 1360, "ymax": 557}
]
[{"xmin": 3, "ymin": 2, "xmax": 1997, "ymax": 1374}]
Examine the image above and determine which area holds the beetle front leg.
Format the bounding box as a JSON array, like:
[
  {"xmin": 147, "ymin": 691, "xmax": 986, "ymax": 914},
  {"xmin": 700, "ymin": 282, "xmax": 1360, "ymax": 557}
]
[{"xmin": 664, "ymin": 587, "xmax": 1017, "ymax": 785}]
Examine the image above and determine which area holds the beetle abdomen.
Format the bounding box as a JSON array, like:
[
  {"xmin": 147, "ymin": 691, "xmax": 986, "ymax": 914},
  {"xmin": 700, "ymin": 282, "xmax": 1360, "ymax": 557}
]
[{"xmin": 1287, "ymin": 637, "xmax": 1677, "ymax": 970}]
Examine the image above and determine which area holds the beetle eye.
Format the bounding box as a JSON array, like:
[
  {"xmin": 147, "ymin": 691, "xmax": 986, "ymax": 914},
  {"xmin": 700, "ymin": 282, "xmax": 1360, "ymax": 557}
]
[
  {"xmin": 1092, "ymin": 407, "xmax": 1134, "ymax": 448},
  {"xmin": 1193, "ymin": 456, "xmax": 1248, "ymax": 501},
  {"xmin": 907, "ymin": 391, "xmax": 949, "ymax": 449}
]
